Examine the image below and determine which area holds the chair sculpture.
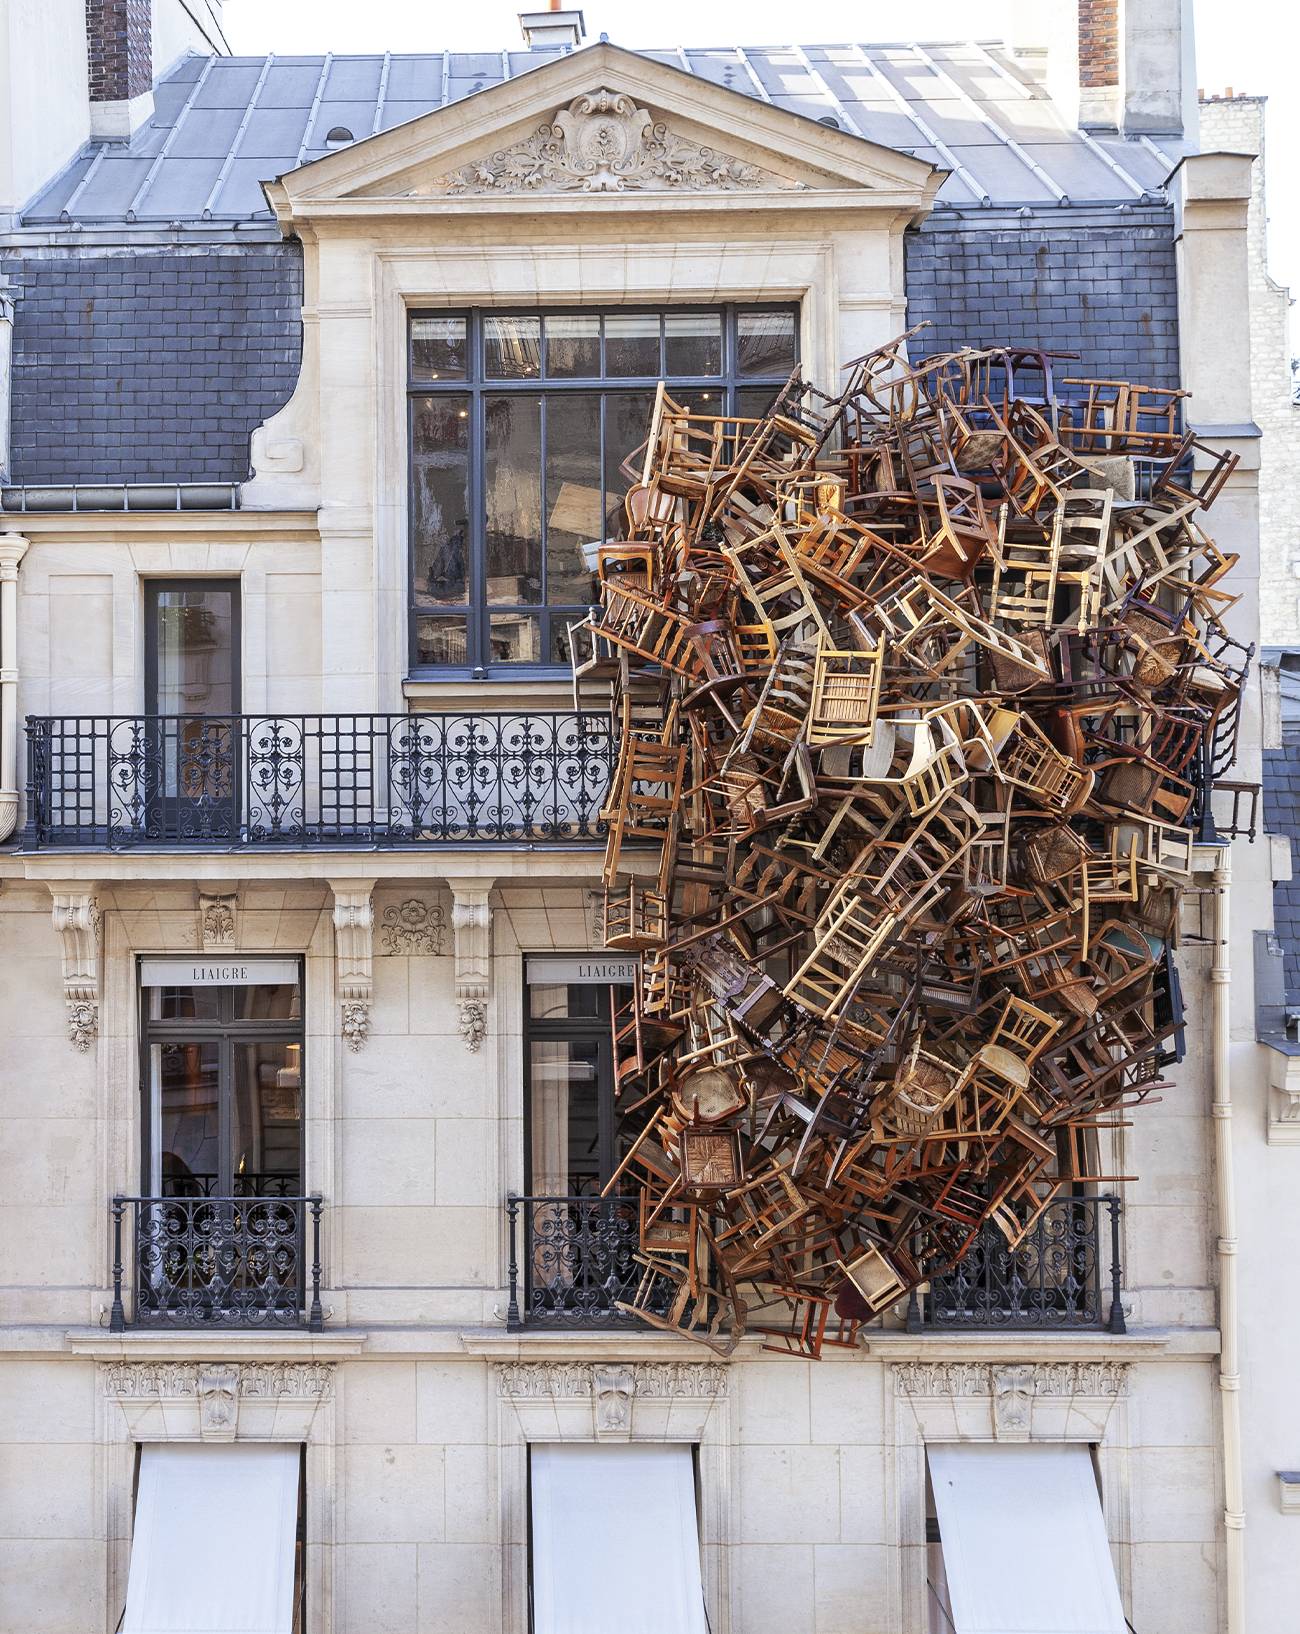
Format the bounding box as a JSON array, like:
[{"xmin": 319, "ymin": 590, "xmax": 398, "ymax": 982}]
[{"xmin": 577, "ymin": 332, "xmax": 1248, "ymax": 1355}]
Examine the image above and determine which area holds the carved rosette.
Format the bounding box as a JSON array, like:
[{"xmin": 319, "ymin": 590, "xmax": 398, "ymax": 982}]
[
  {"xmin": 424, "ymin": 88, "xmax": 800, "ymax": 196},
  {"xmin": 380, "ymin": 897, "xmax": 448, "ymax": 956}
]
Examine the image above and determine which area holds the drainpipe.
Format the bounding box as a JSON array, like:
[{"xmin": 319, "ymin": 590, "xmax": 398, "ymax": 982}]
[
  {"xmin": 1208, "ymin": 848, "xmax": 1245, "ymax": 1633},
  {"xmin": 0, "ymin": 531, "xmax": 28, "ymax": 841}
]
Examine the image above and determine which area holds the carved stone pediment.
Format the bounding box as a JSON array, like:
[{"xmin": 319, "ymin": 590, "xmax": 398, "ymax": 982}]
[{"xmin": 416, "ymin": 88, "xmax": 803, "ymax": 197}]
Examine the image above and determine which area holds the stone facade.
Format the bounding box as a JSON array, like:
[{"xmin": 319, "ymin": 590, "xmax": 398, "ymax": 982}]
[
  {"xmin": 1199, "ymin": 96, "xmax": 1300, "ymax": 648},
  {"xmin": 0, "ymin": 27, "xmax": 1286, "ymax": 1634}
]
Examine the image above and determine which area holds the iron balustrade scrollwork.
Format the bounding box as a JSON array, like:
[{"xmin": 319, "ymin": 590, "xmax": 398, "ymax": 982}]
[
  {"xmin": 109, "ymin": 1194, "xmax": 324, "ymax": 1331},
  {"xmin": 505, "ymin": 1195, "xmax": 647, "ymax": 1328},
  {"xmin": 906, "ymin": 1194, "xmax": 1126, "ymax": 1333},
  {"xmin": 24, "ymin": 712, "xmax": 614, "ymax": 849}
]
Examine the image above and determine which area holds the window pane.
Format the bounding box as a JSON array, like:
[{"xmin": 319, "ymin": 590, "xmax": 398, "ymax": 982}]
[
  {"xmin": 233, "ymin": 1043, "xmax": 302, "ymax": 1195},
  {"xmin": 546, "ymin": 313, "xmax": 601, "ymax": 378},
  {"xmin": 545, "ymin": 392, "xmax": 603, "ymax": 604},
  {"xmin": 415, "ymin": 615, "xmax": 468, "ymax": 666},
  {"xmin": 529, "ymin": 1037, "xmax": 602, "ymax": 1194},
  {"xmin": 736, "ymin": 383, "xmax": 784, "ymax": 420},
  {"xmin": 665, "ymin": 312, "xmax": 722, "ymax": 376},
  {"xmin": 603, "ymin": 391, "xmax": 656, "ymax": 538},
  {"xmin": 411, "ymin": 394, "xmax": 471, "ymax": 605},
  {"xmin": 605, "ymin": 313, "xmax": 661, "ymax": 377},
  {"xmin": 485, "ymin": 315, "xmax": 541, "ymax": 378},
  {"xmin": 410, "ymin": 315, "xmax": 468, "ymax": 381},
  {"xmin": 737, "ymin": 310, "xmax": 797, "ymax": 376},
  {"xmin": 549, "ymin": 615, "xmax": 587, "ymax": 665},
  {"xmin": 151, "ymin": 984, "xmax": 221, "ymax": 1023},
  {"xmin": 156, "ymin": 1042, "xmax": 220, "ymax": 1195},
  {"xmin": 488, "ymin": 613, "xmax": 543, "ymax": 664},
  {"xmin": 230, "ymin": 983, "xmax": 301, "ymax": 1021},
  {"xmin": 528, "ymin": 983, "xmax": 612, "ymax": 1021},
  {"xmin": 150, "ymin": 587, "xmax": 237, "ymax": 716},
  {"xmin": 485, "ymin": 395, "xmax": 543, "ymax": 603}
]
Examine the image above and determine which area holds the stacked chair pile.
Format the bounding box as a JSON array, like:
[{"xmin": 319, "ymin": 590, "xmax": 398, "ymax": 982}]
[{"xmin": 571, "ymin": 329, "xmax": 1250, "ymax": 1357}]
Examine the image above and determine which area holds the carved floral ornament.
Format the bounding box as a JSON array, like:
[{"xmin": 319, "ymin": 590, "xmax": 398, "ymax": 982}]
[{"xmin": 419, "ymin": 88, "xmax": 805, "ymax": 196}]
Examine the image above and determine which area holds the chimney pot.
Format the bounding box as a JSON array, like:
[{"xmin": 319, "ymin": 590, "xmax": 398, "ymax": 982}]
[{"xmin": 518, "ymin": 8, "xmax": 586, "ymax": 49}]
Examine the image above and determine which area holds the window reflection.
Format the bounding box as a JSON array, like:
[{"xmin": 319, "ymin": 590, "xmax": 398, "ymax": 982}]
[{"xmin": 408, "ymin": 306, "xmax": 798, "ymax": 668}]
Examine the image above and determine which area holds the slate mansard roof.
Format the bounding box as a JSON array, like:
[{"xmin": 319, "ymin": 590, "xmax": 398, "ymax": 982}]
[{"xmin": 24, "ymin": 40, "xmax": 1183, "ymax": 230}]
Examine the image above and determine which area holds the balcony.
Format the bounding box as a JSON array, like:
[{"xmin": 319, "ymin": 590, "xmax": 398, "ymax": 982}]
[
  {"xmin": 907, "ymin": 1194, "xmax": 1126, "ymax": 1334},
  {"xmin": 24, "ymin": 712, "xmax": 613, "ymax": 850},
  {"xmin": 505, "ymin": 1195, "xmax": 644, "ymax": 1329},
  {"xmin": 505, "ymin": 1194, "xmax": 1126, "ymax": 1334},
  {"xmin": 109, "ymin": 1194, "xmax": 324, "ymax": 1330}
]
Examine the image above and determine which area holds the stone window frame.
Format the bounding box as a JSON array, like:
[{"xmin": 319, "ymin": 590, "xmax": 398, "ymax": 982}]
[
  {"xmin": 98, "ymin": 1360, "xmax": 338, "ymax": 1634},
  {"xmin": 493, "ymin": 1359, "xmax": 734, "ymax": 1634},
  {"xmin": 886, "ymin": 1360, "xmax": 1134, "ymax": 1628},
  {"xmin": 95, "ymin": 903, "xmax": 339, "ymax": 1320},
  {"xmin": 372, "ymin": 238, "xmax": 858, "ymax": 711}
]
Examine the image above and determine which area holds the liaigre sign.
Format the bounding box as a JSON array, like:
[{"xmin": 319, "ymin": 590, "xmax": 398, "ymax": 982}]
[
  {"xmin": 139, "ymin": 957, "xmax": 301, "ymax": 987},
  {"xmin": 525, "ymin": 954, "xmax": 640, "ymax": 986}
]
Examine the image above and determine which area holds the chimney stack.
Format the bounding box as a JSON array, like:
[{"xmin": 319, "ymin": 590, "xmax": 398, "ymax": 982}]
[
  {"xmin": 86, "ymin": 0, "xmax": 154, "ymax": 140},
  {"xmin": 518, "ymin": 7, "xmax": 586, "ymax": 50}
]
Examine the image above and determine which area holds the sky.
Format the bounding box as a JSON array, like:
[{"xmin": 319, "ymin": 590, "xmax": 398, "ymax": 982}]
[{"xmin": 221, "ymin": 0, "xmax": 1300, "ymax": 345}]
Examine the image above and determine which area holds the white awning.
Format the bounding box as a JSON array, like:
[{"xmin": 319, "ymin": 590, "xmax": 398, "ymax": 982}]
[
  {"xmin": 124, "ymin": 1443, "xmax": 300, "ymax": 1634},
  {"xmin": 530, "ymin": 1443, "xmax": 708, "ymax": 1634},
  {"xmin": 928, "ymin": 1443, "xmax": 1127, "ymax": 1634}
]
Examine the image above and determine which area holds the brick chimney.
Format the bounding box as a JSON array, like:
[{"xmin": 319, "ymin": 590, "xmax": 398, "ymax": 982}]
[
  {"xmin": 86, "ymin": 0, "xmax": 154, "ymax": 140},
  {"xmin": 1078, "ymin": 0, "xmax": 1119, "ymax": 93}
]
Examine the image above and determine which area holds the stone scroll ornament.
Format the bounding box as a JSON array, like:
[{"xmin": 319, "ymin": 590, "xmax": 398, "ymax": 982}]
[
  {"xmin": 574, "ymin": 327, "xmax": 1249, "ymax": 1356},
  {"xmin": 426, "ymin": 88, "xmax": 797, "ymax": 195}
]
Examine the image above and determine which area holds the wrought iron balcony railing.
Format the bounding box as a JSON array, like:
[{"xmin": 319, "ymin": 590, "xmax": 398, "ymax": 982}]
[
  {"xmin": 505, "ymin": 1194, "xmax": 644, "ymax": 1329},
  {"xmin": 507, "ymin": 1193, "xmax": 1126, "ymax": 1334},
  {"xmin": 109, "ymin": 1194, "xmax": 324, "ymax": 1331},
  {"xmin": 907, "ymin": 1194, "xmax": 1126, "ymax": 1333},
  {"xmin": 24, "ymin": 712, "xmax": 613, "ymax": 849}
]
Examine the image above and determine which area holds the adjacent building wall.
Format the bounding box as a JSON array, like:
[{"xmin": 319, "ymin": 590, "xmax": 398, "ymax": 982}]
[{"xmin": 1199, "ymin": 96, "xmax": 1300, "ymax": 648}]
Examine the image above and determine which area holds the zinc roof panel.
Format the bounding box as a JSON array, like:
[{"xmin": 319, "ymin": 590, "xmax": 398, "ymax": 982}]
[
  {"xmin": 238, "ymin": 106, "xmax": 311, "ymax": 161},
  {"xmin": 447, "ymin": 52, "xmax": 509, "ymax": 78},
  {"xmin": 68, "ymin": 156, "xmax": 158, "ymax": 218},
  {"xmin": 165, "ymin": 106, "xmax": 246, "ymax": 159},
  {"xmin": 260, "ymin": 60, "xmax": 333, "ymax": 108},
  {"xmin": 209, "ymin": 157, "xmax": 282, "ymax": 217},
  {"xmin": 194, "ymin": 60, "xmax": 271, "ymax": 109},
  {"xmin": 381, "ymin": 56, "xmax": 444, "ymax": 101},
  {"xmin": 322, "ymin": 56, "xmax": 385, "ymax": 99},
  {"xmin": 305, "ymin": 100, "xmax": 376, "ymax": 148},
  {"xmin": 375, "ymin": 100, "xmax": 438, "ymax": 133},
  {"xmin": 139, "ymin": 153, "xmax": 225, "ymax": 215}
]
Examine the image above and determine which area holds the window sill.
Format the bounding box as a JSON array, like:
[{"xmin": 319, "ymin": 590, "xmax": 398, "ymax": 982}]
[{"xmin": 403, "ymin": 672, "xmax": 590, "ymax": 711}]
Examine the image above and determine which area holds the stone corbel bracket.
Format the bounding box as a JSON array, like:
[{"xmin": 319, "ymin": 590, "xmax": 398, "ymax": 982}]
[
  {"xmin": 331, "ymin": 881, "xmax": 375, "ymax": 1050},
  {"xmin": 1267, "ymin": 1049, "xmax": 1300, "ymax": 1145},
  {"xmin": 51, "ymin": 888, "xmax": 101, "ymax": 1050},
  {"xmin": 449, "ymin": 879, "xmax": 493, "ymax": 1051}
]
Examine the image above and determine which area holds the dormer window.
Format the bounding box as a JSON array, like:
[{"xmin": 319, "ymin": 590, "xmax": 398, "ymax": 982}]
[{"xmin": 406, "ymin": 304, "xmax": 798, "ymax": 676}]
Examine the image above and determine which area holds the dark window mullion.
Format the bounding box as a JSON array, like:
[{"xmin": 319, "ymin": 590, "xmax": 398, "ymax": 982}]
[
  {"xmin": 470, "ymin": 324, "xmax": 488, "ymax": 672},
  {"xmin": 539, "ymin": 392, "xmax": 549, "ymax": 646}
]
